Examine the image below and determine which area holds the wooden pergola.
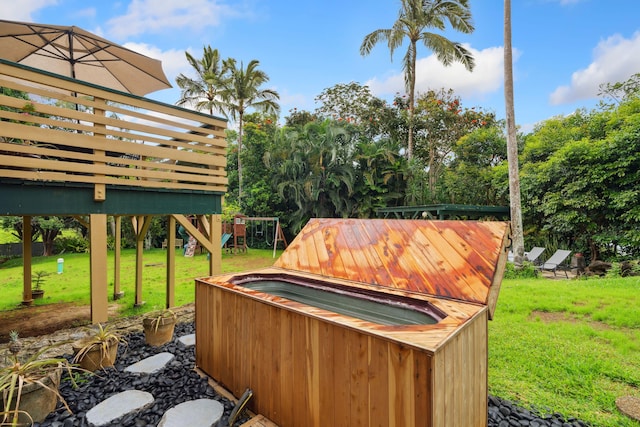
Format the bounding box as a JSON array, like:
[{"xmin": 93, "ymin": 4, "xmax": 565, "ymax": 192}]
[
  {"xmin": 376, "ymin": 204, "xmax": 510, "ymax": 220},
  {"xmin": 0, "ymin": 59, "xmax": 228, "ymax": 323}
]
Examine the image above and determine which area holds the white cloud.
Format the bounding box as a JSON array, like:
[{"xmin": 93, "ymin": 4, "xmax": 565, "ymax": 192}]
[
  {"xmin": 276, "ymin": 89, "xmax": 308, "ymax": 111},
  {"xmin": 105, "ymin": 0, "xmax": 242, "ymax": 39},
  {"xmin": 71, "ymin": 7, "xmax": 97, "ymax": 20},
  {"xmin": 124, "ymin": 42, "xmax": 188, "ymax": 85},
  {"xmin": 365, "ymin": 45, "xmax": 507, "ymax": 101},
  {"xmin": 0, "ymin": 0, "xmax": 58, "ymax": 21},
  {"xmin": 550, "ymin": 31, "xmax": 640, "ymax": 105}
]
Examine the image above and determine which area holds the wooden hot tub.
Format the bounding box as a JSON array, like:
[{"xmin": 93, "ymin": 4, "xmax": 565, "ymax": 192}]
[{"xmin": 195, "ymin": 218, "xmax": 510, "ymax": 427}]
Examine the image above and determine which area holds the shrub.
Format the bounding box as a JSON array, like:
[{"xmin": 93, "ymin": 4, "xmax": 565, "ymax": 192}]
[
  {"xmin": 54, "ymin": 234, "xmax": 89, "ymax": 253},
  {"xmin": 503, "ymin": 261, "xmax": 538, "ymax": 279},
  {"xmin": 605, "ymin": 260, "xmax": 640, "ymax": 278}
]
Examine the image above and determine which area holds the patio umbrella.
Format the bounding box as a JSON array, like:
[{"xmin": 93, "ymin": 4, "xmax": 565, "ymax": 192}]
[{"xmin": 0, "ymin": 19, "xmax": 171, "ymax": 96}]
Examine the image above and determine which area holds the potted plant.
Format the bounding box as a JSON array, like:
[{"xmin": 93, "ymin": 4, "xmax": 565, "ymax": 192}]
[
  {"xmin": 1, "ymin": 331, "xmax": 77, "ymax": 426},
  {"xmin": 142, "ymin": 308, "xmax": 177, "ymax": 346},
  {"xmin": 31, "ymin": 271, "xmax": 49, "ymax": 299},
  {"xmin": 72, "ymin": 324, "xmax": 124, "ymax": 372}
]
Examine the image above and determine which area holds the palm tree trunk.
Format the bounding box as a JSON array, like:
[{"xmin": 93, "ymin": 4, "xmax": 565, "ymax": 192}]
[
  {"xmin": 407, "ymin": 40, "xmax": 417, "ymax": 160},
  {"xmin": 238, "ymin": 111, "xmax": 244, "ymax": 203},
  {"xmin": 504, "ymin": 0, "xmax": 525, "ymax": 266},
  {"xmin": 428, "ymin": 145, "xmax": 436, "ymax": 200}
]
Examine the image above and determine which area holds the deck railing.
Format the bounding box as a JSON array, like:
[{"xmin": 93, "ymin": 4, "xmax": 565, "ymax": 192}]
[{"xmin": 0, "ymin": 59, "xmax": 227, "ymax": 197}]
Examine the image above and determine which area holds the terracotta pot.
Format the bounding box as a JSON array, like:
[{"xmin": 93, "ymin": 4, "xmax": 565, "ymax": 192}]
[
  {"xmin": 72, "ymin": 341, "xmax": 118, "ymax": 372},
  {"xmin": 1, "ymin": 367, "xmax": 61, "ymax": 425},
  {"xmin": 142, "ymin": 316, "xmax": 176, "ymax": 346}
]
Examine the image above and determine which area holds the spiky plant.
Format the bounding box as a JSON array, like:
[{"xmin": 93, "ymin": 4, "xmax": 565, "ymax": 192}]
[
  {"xmin": 72, "ymin": 323, "xmax": 125, "ymax": 368},
  {"xmin": 144, "ymin": 308, "xmax": 177, "ymax": 333},
  {"xmin": 8, "ymin": 331, "xmax": 21, "ymax": 356},
  {"xmin": 1, "ymin": 343, "xmax": 78, "ymax": 425}
]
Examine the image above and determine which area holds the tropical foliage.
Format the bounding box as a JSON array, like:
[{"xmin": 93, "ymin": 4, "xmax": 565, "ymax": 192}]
[
  {"xmin": 175, "ymin": 46, "xmax": 227, "ymax": 116},
  {"xmin": 5, "ymin": 23, "xmax": 640, "ymax": 267},
  {"xmin": 359, "ymin": 0, "xmax": 475, "ymax": 158}
]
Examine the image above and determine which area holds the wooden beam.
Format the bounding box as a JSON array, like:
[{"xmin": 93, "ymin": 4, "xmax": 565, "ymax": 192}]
[
  {"xmin": 209, "ymin": 214, "xmax": 222, "ymax": 276},
  {"xmin": 166, "ymin": 215, "xmax": 176, "ymax": 308},
  {"xmin": 89, "ymin": 213, "xmax": 109, "ymax": 323},
  {"xmin": 133, "ymin": 215, "xmax": 153, "ymax": 307},
  {"xmin": 174, "ymin": 214, "xmax": 215, "ymax": 254},
  {"xmin": 113, "ymin": 216, "xmax": 124, "ymax": 300},
  {"xmin": 93, "ymin": 97, "xmax": 106, "ymax": 201},
  {"xmin": 21, "ymin": 216, "xmax": 33, "ymax": 305}
]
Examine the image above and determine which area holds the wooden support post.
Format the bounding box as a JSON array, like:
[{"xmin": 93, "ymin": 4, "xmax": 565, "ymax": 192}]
[
  {"xmin": 210, "ymin": 214, "xmax": 222, "ymax": 276},
  {"xmin": 89, "ymin": 213, "xmax": 109, "ymax": 323},
  {"xmin": 113, "ymin": 215, "xmax": 124, "ymax": 299},
  {"xmin": 132, "ymin": 215, "xmax": 152, "ymax": 307},
  {"xmin": 21, "ymin": 216, "xmax": 33, "ymax": 305},
  {"xmin": 166, "ymin": 215, "xmax": 176, "ymax": 308}
]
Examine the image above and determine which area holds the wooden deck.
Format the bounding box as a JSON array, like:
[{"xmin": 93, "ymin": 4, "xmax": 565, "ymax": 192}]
[
  {"xmin": 0, "ymin": 59, "xmax": 227, "ymax": 201},
  {"xmin": 0, "ymin": 59, "xmax": 228, "ymax": 322}
]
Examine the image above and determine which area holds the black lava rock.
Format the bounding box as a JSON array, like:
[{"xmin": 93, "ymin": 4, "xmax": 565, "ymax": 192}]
[
  {"xmin": 488, "ymin": 395, "xmax": 591, "ymax": 427},
  {"xmin": 36, "ymin": 322, "xmax": 590, "ymax": 427},
  {"xmin": 39, "ymin": 323, "xmax": 251, "ymax": 427}
]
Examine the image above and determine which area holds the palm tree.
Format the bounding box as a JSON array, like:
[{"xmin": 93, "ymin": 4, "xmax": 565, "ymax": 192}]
[
  {"xmin": 360, "ymin": 0, "xmax": 475, "ymax": 159},
  {"xmin": 220, "ymin": 59, "xmax": 280, "ymax": 202},
  {"xmin": 175, "ymin": 46, "xmax": 227, "ymax": 116},
  {"xmin": 504, "ymin": 0, "xmax": 524, "ymax": 265}
]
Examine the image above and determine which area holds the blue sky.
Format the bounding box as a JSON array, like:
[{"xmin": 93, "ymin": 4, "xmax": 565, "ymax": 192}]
[{"xmin": 3, "ymin": 0, "xmax": 640, "ymax": 132}]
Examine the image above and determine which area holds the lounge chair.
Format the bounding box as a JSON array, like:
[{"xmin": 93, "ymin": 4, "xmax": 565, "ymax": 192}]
[
  {"xmin": 525, "ymin": 246, "xmax": 545, "ymax": 265},
  {"xmin": 508, "ymin": 247, "xmax": 545, "ymax": 264},
  {"xmin": 536, "ymin": 249, "xmax": 572, "ymax": 277}
]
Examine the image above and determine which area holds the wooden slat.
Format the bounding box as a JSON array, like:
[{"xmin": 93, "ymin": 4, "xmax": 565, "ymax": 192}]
[
  {"xmin": 277, "ymin": 309, "xmax": 294, "ymax": 426},
  {"xmin": 368, "ymin": 336, "xmax": 390, "ymax": 427},
  {"xmin": 349, "ymin": 329, "xmax": 369, "ymax": 426},
  {"xmin": 332, "ymin": 327, "xmax": 349, "ymax": 426},
  {"xmin": 0, "ymin": 60, "xmax": 227, "ymax": 196}
]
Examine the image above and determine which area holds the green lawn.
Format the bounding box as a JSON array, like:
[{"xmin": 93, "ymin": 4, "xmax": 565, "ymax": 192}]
[
  {"xmin": 1, "ymin": 251, "xmax": 639, "ymax": 426},
  {"xmin": 489, "ymin": 276, "xmax": 640, "ymax": 427},
  {"xmin": 0, "ymin": 248, "xmax": 281, "ymax": 316}
]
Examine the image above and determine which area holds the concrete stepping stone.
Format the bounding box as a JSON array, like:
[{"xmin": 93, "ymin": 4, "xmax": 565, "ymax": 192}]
[
  {"xmin": 86, "ymin": 390, "xmax": 154, "ymax": 426},
  {"xmin": 158, "ymin": 398, "xmax": 224, "ymax": 427},
  {"xmin": 124, "ymin": 352, "xmax": 174, "ymax": 374},
  {"xmin": 178, "ymin": 333, "xmax": 195, "ymax": 347},
  {"xmin": 617, "ymin": 396, "xmax": 640, "ymax": 421}
]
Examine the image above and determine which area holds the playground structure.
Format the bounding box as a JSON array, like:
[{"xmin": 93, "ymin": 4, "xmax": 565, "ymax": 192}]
[
  {"xmin": 222, "ymin": 215, "xmax": 288, "ymax": 257},
  {"xmin": 173, "ymin": 214, "xmax": 288, "ymax": 258}
]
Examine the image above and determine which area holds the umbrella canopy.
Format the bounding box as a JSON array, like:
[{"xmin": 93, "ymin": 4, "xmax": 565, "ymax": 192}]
[{"xmin": 0, "ymin": 19, "xmax": 172, "ymax": 96}]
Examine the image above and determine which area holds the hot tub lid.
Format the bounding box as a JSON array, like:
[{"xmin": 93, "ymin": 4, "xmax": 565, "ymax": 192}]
[{"xmin": 273, "ymin": 218, "xmax": 510, "ymax": 318}]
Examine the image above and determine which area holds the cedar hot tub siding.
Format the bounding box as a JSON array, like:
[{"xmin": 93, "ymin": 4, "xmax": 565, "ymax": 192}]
[
  {"xmin": 195, "ymin": 219, "xmax": 509, "ymax": 427},
  {"xmin": 195, "ymin": 276, "xmax": 489, "ymax": 427}
]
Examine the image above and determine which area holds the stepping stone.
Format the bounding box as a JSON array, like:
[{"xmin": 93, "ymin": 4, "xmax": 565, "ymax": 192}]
[
  {"xmin": 125, "ymin": 352, "xmax": 174, "ymax": 374},
  {"xmin": 617, "ymin": 396, "xmax": 640, "ymax": 421},
  {"xmin": 158, "ymin": 398, "xmax": 224, "ymax": 427},
  {"xmin": 178, "ymin": 333, "xmax": 195, "ymax": 347},
  {"xmin": 86, "ymin": 390, "xmax": 154, "ymax": 426}
]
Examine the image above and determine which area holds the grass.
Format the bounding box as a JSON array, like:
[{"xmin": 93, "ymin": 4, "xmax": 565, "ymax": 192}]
[
  {"xmin": 489, "ymin": 276, "xmax": 640, "ymax": 427},
  {"xmin": 0, "ymin": 248, "xmax": 281, "ymax": 315},
  {"xmin": 1, "ymin": 250, "xmax": 639, "ymax": 426},
  {"xmin": 0, "ymin": 229, "xmax": 19, "ymax": 243}
]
